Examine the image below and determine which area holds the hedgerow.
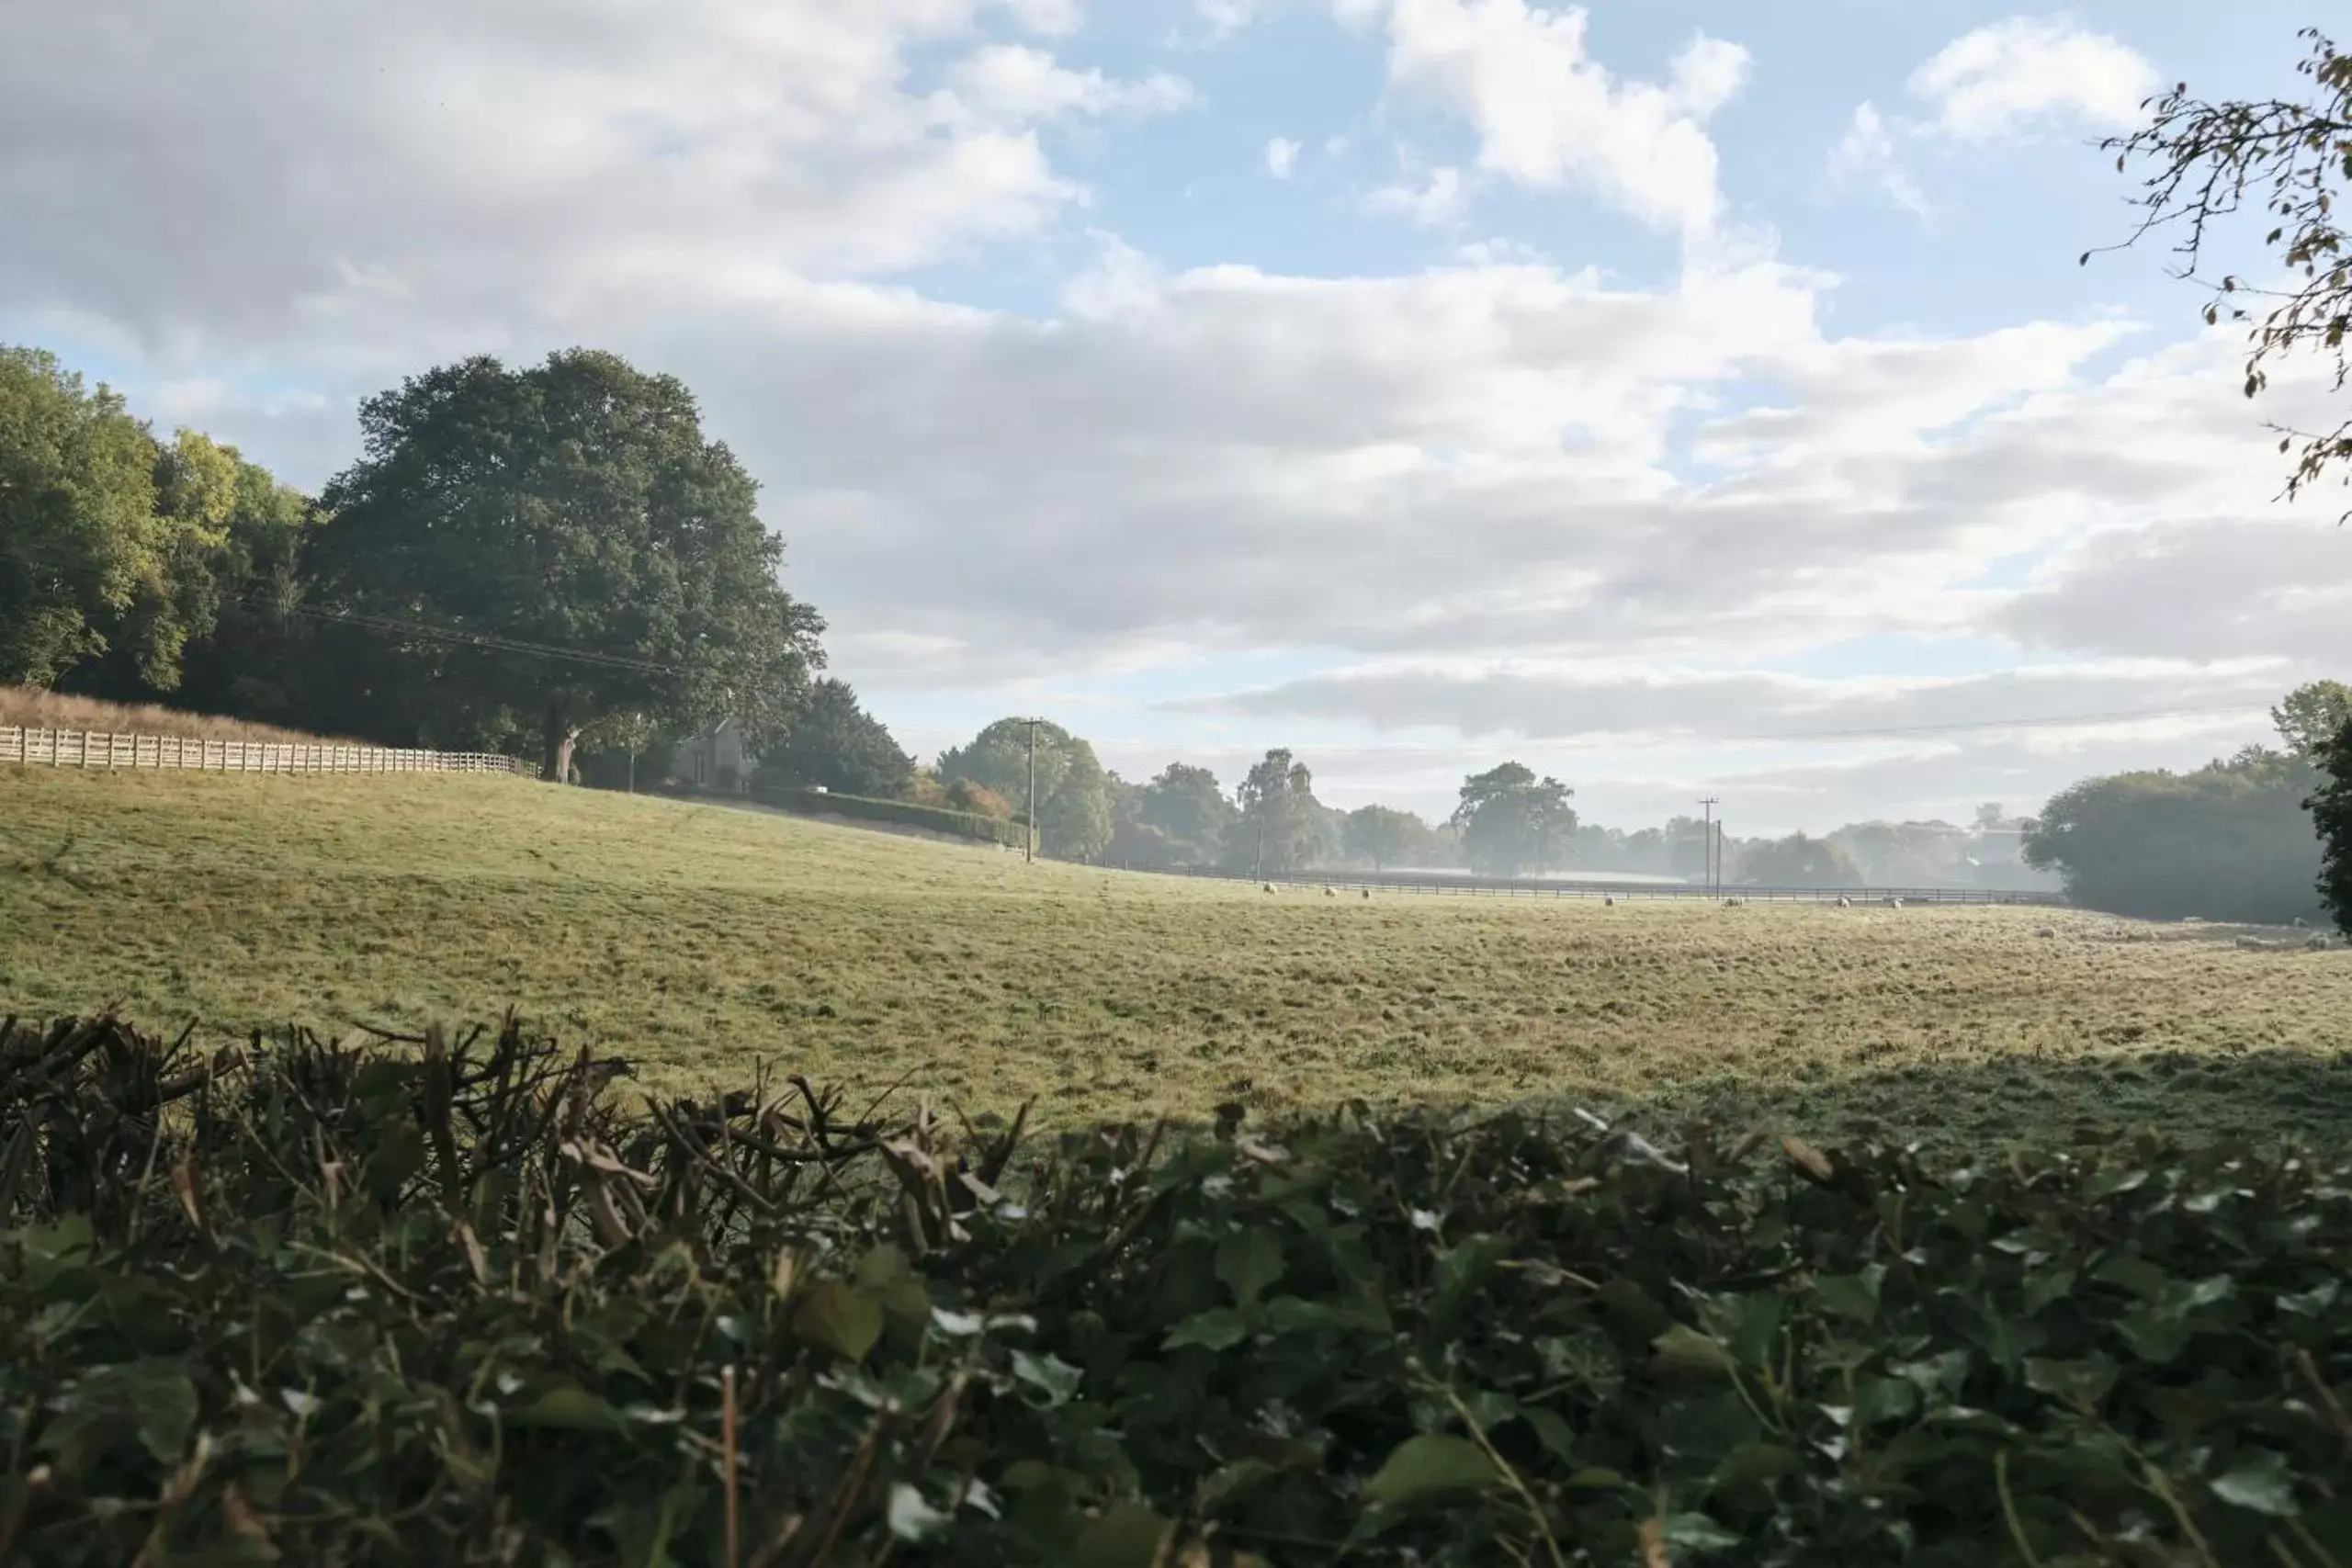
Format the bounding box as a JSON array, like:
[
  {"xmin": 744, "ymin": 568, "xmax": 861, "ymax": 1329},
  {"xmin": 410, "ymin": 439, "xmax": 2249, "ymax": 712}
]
[
  {"xmin": 1, "ymin": 1013, "xmax": 2347, "ymax": 1565},
  {"xmin": 748, "ymin": 784, "xmax": 1028, "ymax": 850}
]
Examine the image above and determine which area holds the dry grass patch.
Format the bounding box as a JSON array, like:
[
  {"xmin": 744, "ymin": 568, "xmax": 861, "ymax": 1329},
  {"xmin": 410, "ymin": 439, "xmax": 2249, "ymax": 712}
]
[
  {"xmin": 0, "ymin": 684, "xmax": 337, "ymax": 744},
  {"xmin": 2, "ymin": 766, "xmax": 2348, "ymax": 1148}
]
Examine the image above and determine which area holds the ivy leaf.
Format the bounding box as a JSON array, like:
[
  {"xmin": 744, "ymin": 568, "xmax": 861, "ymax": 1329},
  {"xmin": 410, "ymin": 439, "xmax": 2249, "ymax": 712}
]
[
  {"xmin": 123, "ymin": 1365, "xmax": 198, "ymax": 1464},
  {"xmin": 1074, "ymin": 1505, "xmax": 1172, "ymax": 1567},
  {"xmin": 792, "ymin": 1281, "xmax": 882, "ymax": 1362},
  {"xmin": 888, "ymin": 1483, "xmax": 953, "ymax": 1541},
  {"xmin": 1814, "ymin": 1267, "xmax": 1883, "ymax": 1324},
  {"xmin": 1010, "ymin": 1349, "xmax": 1084, "ymax": 1407},
  {"xmin": 1654, "ymin": 1324, "xmax": 1738, "ymax": 1379},
  {"xmin": 1363, "ymin": 1435, "xmax": 1498, "ymax": 1508},
  {"xmin": 1216, "ymin": 1229, "xmax": 1285, "ymax": 1308},
  {"xmin": 2024, "ymin": 1355, "xmax": 2118, "ymax": 1410},
  {"xmin": 2211, "ymin": 1450, "xmax": 2299, "ymax": 1517},
  {"xmin": 1660, "ymin": 1511, "xmax": 1744, "ymax": 1551},
  {"xmin": 1165, "ymin": 1308, "xmax": 1250, "ymax": 1352},
  {"xmin": 504, "ymin": 1385, "xmax": 625, "ymax": 1433}
]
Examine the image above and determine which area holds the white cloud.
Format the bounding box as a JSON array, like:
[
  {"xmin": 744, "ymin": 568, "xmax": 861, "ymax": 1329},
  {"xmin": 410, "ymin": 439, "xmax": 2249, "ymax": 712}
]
[
  {"xmin": 1367, "ymin": 164, "xmax": 1465, "ymax": 225},
  {"xmin": 1910, "ymin": 15, "xmax": 2157, "ymax": 141},
  {"xmin": 940, "ymin": 46, "xmax": 1193, "ymax": 124},
  {"xmin": 998, "ymin": 0, "xmax": 1085, "ymax": 34},
  {"xmin": 1828, "ymin": 103, "xmax": 1931, "ymax": 219},
  {"xmin": 1195, "ymin": 0, "xmax": 1266, "ymax": 39},
  {"xmin": 1264, "ymin": 136, "xmax": 1301, "ymax": 177},
  {"xmin": 0, "ymin": 0, "xmax": 1171, "ymax": 355},
  {"xmin": 1362, "ymin": 0, "xmax": 1750, "ymax": 235}
]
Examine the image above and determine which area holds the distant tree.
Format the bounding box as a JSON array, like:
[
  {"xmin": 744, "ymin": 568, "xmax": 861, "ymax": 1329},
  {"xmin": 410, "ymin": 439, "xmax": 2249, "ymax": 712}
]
[
  {"xmin": 1662, "ymin": 815, "xmax": 1714, "ymax": 881},
  {"xmin": 1973, "ymin": 802, "xmax": 2007, "ymax": 829},
  {"xmin": 2027, "ymin": 749, "xmax": 2327, "ymax": 923},
  {"xmin": 756, "ymin": 679, "xmax": 913, "ymax": 798},
  {"xmin": 2098, "ymin": 29, "xmax": 2352, "ymax": 513},
  {"xmin": 315, "ymin": 349, "xmax": 824, "ymax": 781},
  {"xmin": 2273, "ymin": 679, "xmax": 2352, "ymax": 759},
  {"xmin": 1124, "ymin": 762, "xmax": 1237, "ymax": 866},
  {"xmin": 938, "ymin": 717, "xmax": 1114, "ymax": 859},
  {"xmin": 939, "ymin": 718, "xmax": 1070, "ymax": 810},
  {"xmin": 1736, "ymin": 832, "xmax": 1863, "ymax": 888},
  {"xmin": 1041, "ymin": 743, "xmax": 1115, "ymax": 862},
  {"xmin": 1233, "ymin": 749, "xmax": 1321, "ymax": 874},
  {"xmin": 2308, "ymin": 717, "xmax": 2352, "ymax": 933},
  {"xmin": 1344, "ymin": 805, "xmax": 1435, "ymax": 872},
  {"xmin": 0, "ymin": 347, "xmax": 210, "ymax": 691},
  {"xmin": 1451, "ymin": 762, "xmax": 1577, "ymax": 879}
]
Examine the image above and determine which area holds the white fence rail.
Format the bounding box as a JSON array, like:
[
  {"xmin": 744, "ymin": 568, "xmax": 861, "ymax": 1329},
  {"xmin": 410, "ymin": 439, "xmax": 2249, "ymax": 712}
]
[{"xmin": 0, "ymin": 728, "xmax": 532, "ymax": 778}]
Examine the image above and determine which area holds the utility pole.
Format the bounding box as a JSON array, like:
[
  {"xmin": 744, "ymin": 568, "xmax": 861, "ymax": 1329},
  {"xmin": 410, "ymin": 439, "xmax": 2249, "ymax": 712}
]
[
  {"xmin": 1697, "ymin": 796, "xmax": 1719, "ymax": 896},
  {"xmin": 1715, "ymin": 819, "xmax": 1725, "ymax": 897},
  {"xmin": 1025, "ymin": 718, "xmax": 1038, "ymax": 864}
]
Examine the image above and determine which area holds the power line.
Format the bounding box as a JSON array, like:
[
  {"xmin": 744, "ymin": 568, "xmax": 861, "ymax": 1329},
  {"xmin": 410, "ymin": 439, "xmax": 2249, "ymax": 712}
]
[
  {"xmin": 1726, "ymin": 702, "xmax": 2269, "ymax": 744},
  {"xmin": 0, "ymin": 541, "xmax": 685, "ymax": 677}
]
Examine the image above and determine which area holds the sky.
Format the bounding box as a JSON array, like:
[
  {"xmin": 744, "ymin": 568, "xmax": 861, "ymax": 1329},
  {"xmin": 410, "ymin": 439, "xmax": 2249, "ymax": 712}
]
[{"xmin": 4, "ymin": 0, "xmax": 2346, "ymax": 833}]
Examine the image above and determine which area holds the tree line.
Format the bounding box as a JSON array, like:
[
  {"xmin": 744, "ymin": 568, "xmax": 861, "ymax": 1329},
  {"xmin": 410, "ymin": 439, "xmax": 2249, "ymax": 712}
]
[
  {"xmin": 2022, "ymin": 681, "xmax": 2352, "ymax": 927},
  {"xmin": 3, "ymin": 344, "xmax": 827, "ymax": 782}
]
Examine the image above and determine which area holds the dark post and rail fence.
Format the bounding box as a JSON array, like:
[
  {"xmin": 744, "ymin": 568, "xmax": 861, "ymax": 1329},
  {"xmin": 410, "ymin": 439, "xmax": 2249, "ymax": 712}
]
[{"xmin": 1124, "ymin": 863, "xmax": 2067, "ymax": 907}]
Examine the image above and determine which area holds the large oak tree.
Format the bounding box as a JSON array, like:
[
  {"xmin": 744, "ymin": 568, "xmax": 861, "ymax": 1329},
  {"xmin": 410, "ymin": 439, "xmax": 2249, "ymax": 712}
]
[{"xmin": 316, "ymin": 350, "xmax": 822, "ymax": 780}]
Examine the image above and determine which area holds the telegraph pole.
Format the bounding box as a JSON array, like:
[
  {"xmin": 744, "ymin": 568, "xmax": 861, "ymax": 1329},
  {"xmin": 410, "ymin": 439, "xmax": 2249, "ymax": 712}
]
[
  {"xmin": 1697, "ymin": 797, "xmax": 1719, "ymax": 896},
  {"xmin": 1025, "ymin": 719, "xmax": 1038, "ymax": 864}
]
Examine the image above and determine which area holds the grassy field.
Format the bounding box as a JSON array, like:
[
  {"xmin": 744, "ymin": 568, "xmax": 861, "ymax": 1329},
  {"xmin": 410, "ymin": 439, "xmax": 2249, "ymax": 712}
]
[{"xmin": 4, "ymin": 766, "xmax": 2350, "ymax": 1147}]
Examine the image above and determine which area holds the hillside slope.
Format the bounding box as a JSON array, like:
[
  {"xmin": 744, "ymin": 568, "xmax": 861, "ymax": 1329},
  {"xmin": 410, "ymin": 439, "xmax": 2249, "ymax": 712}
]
[{"xmin": 3, "ymin": 767, "xmax": 2348, "ymax": 1143}]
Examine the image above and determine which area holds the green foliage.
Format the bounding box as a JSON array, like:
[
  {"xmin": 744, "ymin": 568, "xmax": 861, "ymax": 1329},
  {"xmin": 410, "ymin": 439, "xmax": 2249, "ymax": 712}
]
[
  {"xmin": 939, "ymin": 718, "xmax": 1116, "ymax": 860},
  {"xmin": 1342, "ymin": 804, "xmax": 1442, "ymax": 873},
  {"xmin": 1233, "ymin": 749, "xmax": 1322, "ymax": 874},
  {"xmin": 315, "ymin": 349, "xmax": 825, "ymax": 781},
  {"xmin": 0, "ymin": 346, "xmax": 225, "ymax": 692},
  {"xmin": 757, "ymin": 678, "xmax": 914, "ymax": 798},
  {"xmin": 2027, "ymin": 747, "xmax": 2327, "ymax": 923},
  {"xmin": 2274, "ymin": 680, "xmax": 2352, "ymax": 761},
  {"xmin": 2101, "ymin": 28, "xmax": 2352, "ymax": 513},
  {"xmin": 1452, "ymin": 761, "xmax": 1577, "ymax": 879},
  {"xmin": 1121, "ymin": 763, "xmax": 1238, "ymax": 868},
  {"xmin": 1736, "ymin": 833, "xmax": 1863, "ymax": 889},
  {"xmin": 749, "ymin": 784, "xmax": 1029, "ymax": 848},
  {"xmin": 4, "ymin": 1013, "xmax": 2349, "ymax": 1565},
  {"xmin": 1040, "ymin": 742, "xmax": 1114, "ymax": 862},
  {"xmin": 2305, "ymin": 717, "xmax": 2352, "ymax": 936}
]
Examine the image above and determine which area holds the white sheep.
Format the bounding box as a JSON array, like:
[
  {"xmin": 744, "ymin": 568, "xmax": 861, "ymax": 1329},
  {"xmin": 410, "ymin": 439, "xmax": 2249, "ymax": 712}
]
[
  {"xmin": 1835, "ymin": 897, "xmax": 1851, "ymax": 908},
  {"xmin": 1885, "ymin": 897, "xmax": 1905, "ymax": 909}
]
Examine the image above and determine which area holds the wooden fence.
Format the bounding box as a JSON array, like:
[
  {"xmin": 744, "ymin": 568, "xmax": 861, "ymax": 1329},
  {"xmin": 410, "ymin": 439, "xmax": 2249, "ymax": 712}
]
[
  {"xmin": 0, "ymin": 728, "xmax": 533, "ymax": 777},
  {"xmin": 1140, "ymin": 863, "xmax": 2069, "ymax": 907}
]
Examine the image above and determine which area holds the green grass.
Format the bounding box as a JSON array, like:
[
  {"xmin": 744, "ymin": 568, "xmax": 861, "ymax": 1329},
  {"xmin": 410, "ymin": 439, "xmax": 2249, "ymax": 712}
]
[{"xmin": 4, "ymin": 767, "xmax": 2350, "ymax": 1146}]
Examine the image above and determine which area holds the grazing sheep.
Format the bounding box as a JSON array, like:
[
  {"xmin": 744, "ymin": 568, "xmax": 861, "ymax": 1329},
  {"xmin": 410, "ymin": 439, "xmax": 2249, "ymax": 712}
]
[
  {"xmin": 2036, "ymin": 927, "xmax": 2057, "ymax": 939},
  {"xmin": 2236, "ymin": 934, "xmax": 2270, "ymax": 951},
  {"xmin": 1604, "ymin": 896, "xmax": 1616, "ymax": 908},
  {"xmin": 1324, "ymin": 886, "xmax": 1336, "ymax": 897},
  {"xmin": 2310, "ymin": 933, "xmax": 2335, "ymax": 951},
  {"xmin": 1884, "ymin": 897, "xmax": 1905, "ymax": 909},
  {"xmin": 1835, "ymin": 897, "xmax": 1851, "ymax": 908},
  {"xmin": 1262, "ymin": 884, "xmax": 1276, "ymax": 895},
  {"xmin": 1362, "ymin": 888, "xmax": 1372, "ymax": 899},
  {"xmin": 2293, "ymin": 916, "xmax": 2310, "ymax": 929}
]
